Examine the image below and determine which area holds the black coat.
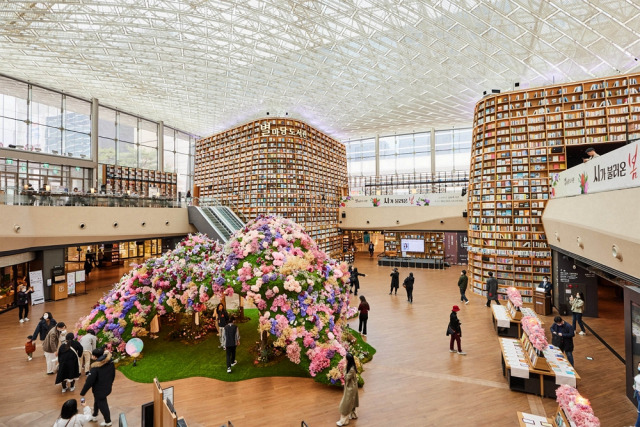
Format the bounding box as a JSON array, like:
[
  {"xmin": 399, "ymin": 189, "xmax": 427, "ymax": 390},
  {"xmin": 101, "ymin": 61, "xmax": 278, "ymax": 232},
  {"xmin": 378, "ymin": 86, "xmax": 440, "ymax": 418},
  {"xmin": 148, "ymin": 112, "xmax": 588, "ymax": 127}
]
[
  {"xmin": 403, "ymin": 275, "xmax": 414, "ymax": 291},
  {"xmin": 390, "ymin": 271, "xmax": 400, "ymax": 289},
  {"xmin": 486, "ymin": 278, "xmax": 499, "ymax": 301},
  {"xmin": 447, "ymin": 312, "xmax": 461, "ymax": 336},
  {"xmin": 55, "ymin": 344, "xmax": 80, "ymax": 384},
  {"xmin": 351, "ymin": 271, "xmax": 365, "ymax": 289},
  {"xmin": 550, "ymin": 322, "xmax": 575, "ymax": 352},
  {"xmin": 32, "ymin": 317, "xmax": 57, "ymax": 341},
  {"xmin": 80, "ymin": 351, "xmax": 116, "ymax": 399}
]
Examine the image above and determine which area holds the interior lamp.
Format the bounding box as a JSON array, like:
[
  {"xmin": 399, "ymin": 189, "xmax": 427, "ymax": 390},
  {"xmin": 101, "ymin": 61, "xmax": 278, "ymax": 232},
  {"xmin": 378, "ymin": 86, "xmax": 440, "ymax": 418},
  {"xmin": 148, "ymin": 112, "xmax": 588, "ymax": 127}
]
[{"xmin": 45, "ymin": 185, "xmax": 51, "ymax": 192}]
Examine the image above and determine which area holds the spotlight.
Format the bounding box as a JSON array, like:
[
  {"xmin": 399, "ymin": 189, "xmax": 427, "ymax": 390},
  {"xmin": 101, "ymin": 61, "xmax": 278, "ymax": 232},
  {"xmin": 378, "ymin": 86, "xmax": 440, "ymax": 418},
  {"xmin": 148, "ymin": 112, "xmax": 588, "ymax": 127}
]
[
  {"xmin": 612, "ymin": 245, "xmax": 623, "ymax": 260},
  {"xmin": 113, "ymin": 222, "xmax": 119, "ymax": 228},
  {"xmin": 80, "ymin": 223, "xmax": 86, "ymax": 229},
  {"xmin": 515, "ymin": 82, "xmax": 520, "ymax": 88},
  {"xmin": 14, "ymin": 225, "xmax": 21, "ymax": 233},
  {"xmin": 141, "ymin": 222, "xmax": 146, "ymax": 227},
  {"xmin": 266, "ymin": 112, "xmax": 270, "ymax": 116}
]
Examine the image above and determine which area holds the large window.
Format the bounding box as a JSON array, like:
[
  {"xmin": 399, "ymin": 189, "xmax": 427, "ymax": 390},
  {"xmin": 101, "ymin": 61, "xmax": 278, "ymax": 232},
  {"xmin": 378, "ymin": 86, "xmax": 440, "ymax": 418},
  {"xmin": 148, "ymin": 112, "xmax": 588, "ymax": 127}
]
[
  {"xmin": 164, "ymin": 128, "xmax": 195, "ymax": 194},
  {"xmin": 345, "ymin": 128, "xmax": 471, "ymax": 177}
]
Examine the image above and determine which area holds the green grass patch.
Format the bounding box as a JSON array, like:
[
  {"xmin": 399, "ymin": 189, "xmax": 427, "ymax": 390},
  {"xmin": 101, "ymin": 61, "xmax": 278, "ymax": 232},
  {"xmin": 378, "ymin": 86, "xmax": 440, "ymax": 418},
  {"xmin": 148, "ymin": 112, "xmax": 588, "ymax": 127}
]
[{"xmin": 118, "ymin": 309, "xmax": 308, "ymax": 383}]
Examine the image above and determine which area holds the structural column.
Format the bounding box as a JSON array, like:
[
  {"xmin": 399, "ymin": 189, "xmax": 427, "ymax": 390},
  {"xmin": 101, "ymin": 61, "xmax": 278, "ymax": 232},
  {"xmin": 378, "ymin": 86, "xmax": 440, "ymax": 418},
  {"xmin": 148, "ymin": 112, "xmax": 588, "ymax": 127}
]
[
  {"xmin": 158, "ymin": 121, "xmax": 164, "ymax": 172},
  {"xmin": 91, "ymin": 98, "xmax": 99, "ymax": 188},
  {"xmin": 430, "ymin": 127, "xmax": 436, "ymax": 181}
]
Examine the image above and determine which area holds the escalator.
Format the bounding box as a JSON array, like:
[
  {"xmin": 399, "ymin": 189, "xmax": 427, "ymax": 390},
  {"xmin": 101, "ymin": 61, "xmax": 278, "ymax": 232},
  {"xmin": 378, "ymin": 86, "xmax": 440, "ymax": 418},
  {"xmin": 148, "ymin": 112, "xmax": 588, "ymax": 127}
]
[{"xmin": 187, "ymin": 205, "xmax": 244, "ymax": 242}]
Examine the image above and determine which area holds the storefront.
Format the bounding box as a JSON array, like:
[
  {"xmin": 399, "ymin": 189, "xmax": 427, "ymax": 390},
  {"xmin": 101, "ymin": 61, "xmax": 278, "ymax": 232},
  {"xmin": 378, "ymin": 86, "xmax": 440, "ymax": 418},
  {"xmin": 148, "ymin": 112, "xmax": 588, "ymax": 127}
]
[
  {"xmin": 0, "ymin": 253, "xmax": 34, "ymax": 313},
  {"xmin": 64, "ymin": 238, "xmax": 164, "ymax": 269},
  {"xmin": 0, "ymin": 157, "xmax": 92, "ymax": 197}
]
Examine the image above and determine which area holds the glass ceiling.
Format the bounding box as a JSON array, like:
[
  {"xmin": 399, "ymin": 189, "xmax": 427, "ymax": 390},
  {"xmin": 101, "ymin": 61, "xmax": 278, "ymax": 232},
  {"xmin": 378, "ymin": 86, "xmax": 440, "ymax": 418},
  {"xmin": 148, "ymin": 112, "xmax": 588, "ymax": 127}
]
[{"xmin": 1, "ymin": 0, "xmax": 639, "ymax": 139}]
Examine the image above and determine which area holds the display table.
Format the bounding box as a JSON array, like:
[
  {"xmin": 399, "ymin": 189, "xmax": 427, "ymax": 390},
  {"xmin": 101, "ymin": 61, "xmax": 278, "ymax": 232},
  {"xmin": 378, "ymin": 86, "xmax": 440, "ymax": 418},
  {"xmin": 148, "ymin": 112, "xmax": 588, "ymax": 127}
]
[
  {"xmin": 516, "ymin": 412, "xmax": 553, "ymax": 427},
  {"xmin": 534, "ymin": 289, "xmax": 552, "ymax": 315},
  {"xmin": 499, "ymin": 337, "xmax": 580, "ymax": 397},
  {"xmin": 492, "ymin": 304, "xmax": 542, "ymax": 338}
]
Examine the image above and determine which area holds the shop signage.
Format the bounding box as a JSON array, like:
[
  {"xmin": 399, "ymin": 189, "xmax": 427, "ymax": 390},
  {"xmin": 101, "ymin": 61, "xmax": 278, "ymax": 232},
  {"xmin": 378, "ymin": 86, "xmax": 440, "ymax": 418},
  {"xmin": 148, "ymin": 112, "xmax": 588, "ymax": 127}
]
[
  {"xmin": 341, "ymin": 192, "xmax": 465, "ymax": 208},
  {"xmin": 67, "ymin": 272, "xmax": 76, "ymax": 295},
  {"xmin": 260, "ymin": 121, "xmax": 308, "ymax": 138},
  {"xmin": 29, "ymin": 270, "xmax": 45, "ymax": 305},
  {"xmin": 551, "ymin": 140, "xmax": 640, "ymax": 198}
]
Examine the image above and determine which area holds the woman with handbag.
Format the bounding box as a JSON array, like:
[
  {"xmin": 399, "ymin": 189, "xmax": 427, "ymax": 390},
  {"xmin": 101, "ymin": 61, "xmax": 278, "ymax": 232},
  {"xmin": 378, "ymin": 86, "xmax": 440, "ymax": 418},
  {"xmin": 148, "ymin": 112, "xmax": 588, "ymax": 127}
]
[{"xmin": 447, "ymin": 305, "xmax": 466, "ymax": 355}]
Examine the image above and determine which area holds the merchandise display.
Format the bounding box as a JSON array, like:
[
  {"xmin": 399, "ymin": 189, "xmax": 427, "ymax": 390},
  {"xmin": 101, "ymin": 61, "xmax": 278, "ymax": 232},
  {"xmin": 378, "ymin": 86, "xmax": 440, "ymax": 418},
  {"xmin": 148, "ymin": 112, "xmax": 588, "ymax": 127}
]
[
  {"xmin": 516, "ymin": 411, "xmax": 554, "ymax": 427},
  {"xmin": 194, "ymin": 118, "xmax": 347, "ymax": 257},
  {"xmin": 555, "ymin": 385, "xmax": 600, "ymax": 427},
  {"xmin": 468, "ymin": 73, "xmax": 640, "ymax": 300}
]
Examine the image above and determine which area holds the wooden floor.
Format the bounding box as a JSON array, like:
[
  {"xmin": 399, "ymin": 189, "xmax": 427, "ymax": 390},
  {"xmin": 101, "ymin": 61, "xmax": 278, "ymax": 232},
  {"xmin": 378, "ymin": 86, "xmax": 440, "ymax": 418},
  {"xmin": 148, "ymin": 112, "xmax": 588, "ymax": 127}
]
[{"xmin": 0, "ymin": 253, "xmax": 636, "ymax": 426}]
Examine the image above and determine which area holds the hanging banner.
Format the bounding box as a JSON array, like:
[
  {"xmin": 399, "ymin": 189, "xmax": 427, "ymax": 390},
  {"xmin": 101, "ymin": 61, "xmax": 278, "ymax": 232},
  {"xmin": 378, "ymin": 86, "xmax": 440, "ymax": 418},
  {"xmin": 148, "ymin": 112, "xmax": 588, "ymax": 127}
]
[
  {"xmin": 29, "ymin": 270, "xmax": 45, "ymax": 306},
  {"xmin": 341, "ymin": 192, "xmax": 465, "ymax": 207},
  {"xmin": 551, "ymin": 140, "xmax": 640, "ymax": 198},
  {"xmin": 67, "ymin": 272, "xmax": 76, "ymax": 295}
]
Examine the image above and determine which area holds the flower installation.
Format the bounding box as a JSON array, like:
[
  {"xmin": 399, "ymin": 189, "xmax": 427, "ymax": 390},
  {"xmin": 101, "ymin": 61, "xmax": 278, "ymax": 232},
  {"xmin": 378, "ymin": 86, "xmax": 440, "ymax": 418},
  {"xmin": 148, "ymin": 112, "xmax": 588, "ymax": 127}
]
[
  {"xmin": 220, "ymin": 215, "xmax": 358, "ymax": 385},
  {"xmin": 372, "ymin": 198, "xmax": 381, "ymax": 207},
  {"xmin": 521, "ymin": 315, "xmax": 548, "ymax": 352},
  {"xmin": 506, "ymin": 287, "xmax": 523, "ymax": 308},
  {"xmin": 579, "ymin": 172, "xmax": 589, "ymax": 194},
  {"xmin": 76, "ymin": 234, "xmax": 226, "ymax": 355},
  {"xmin": 76, "ymin": 215, "xmax": 365, "ymax": 386},
  {"xmin": 340, "ymin": 195, "xmax": 352, "ymax": 207},
  {"xmin": 556, "ymin": 385, "xmax": 600, "ymax": 427}
]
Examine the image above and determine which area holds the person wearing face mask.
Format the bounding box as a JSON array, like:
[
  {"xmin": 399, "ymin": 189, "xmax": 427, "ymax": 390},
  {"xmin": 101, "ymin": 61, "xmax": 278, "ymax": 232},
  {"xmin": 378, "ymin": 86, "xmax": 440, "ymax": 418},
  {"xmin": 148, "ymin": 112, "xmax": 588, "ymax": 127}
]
[
  {"xmin": 43, "ymin": 322, "xmax": 66, "ymax": 374},
  {"xmin": 32, "ymin": 312, "xmax": 57, "ymax": 342},
  {"xmin": 634, "ymin": 362, "xmax": 640, "ymax": 427}
]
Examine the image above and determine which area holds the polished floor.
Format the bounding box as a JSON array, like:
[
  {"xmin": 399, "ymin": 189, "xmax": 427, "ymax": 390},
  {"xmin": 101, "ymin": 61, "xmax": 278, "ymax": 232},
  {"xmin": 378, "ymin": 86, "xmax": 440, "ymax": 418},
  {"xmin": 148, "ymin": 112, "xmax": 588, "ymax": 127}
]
[{"xmin": 0, "ymin": 253, "xmax": 636, "ymax": 426}]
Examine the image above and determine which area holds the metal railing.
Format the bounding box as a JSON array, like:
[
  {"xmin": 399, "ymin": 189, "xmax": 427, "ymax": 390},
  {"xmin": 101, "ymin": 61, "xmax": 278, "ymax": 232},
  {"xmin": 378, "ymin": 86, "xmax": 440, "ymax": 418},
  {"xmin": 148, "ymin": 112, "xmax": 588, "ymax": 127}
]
[
  {"xmin": 192, "ymin": 196, "xmax": 248, "ymax": 222},
  {"xmin": 349, "ymin": 171, "xmax": 469, "ymax": 196},
  {"xmin": 0, "ymin": 189, "xmax": 185, "ymax": 208}
]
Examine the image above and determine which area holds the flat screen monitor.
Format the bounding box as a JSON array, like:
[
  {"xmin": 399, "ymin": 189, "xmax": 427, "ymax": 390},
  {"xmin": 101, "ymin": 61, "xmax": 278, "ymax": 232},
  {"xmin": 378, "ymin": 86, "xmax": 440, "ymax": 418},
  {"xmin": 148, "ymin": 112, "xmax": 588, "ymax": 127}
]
[{"xmin": 400, "ymin": 239, "xmax": 424, "ymax": 253}]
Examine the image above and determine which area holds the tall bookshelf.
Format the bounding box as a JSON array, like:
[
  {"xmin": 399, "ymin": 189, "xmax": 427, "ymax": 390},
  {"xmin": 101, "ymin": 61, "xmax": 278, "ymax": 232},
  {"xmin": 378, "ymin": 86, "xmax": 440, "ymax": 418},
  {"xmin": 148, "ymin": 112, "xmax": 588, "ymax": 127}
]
[
  {"xmin": 194, "ymin": 118, "xmax": 348, "ymax": 257},
  {"xmin": 101, "ymin": 165, "xmax": 177, "ymax": 197},
  {"xmin": 469, "ymin": 73, "xmax": 640, "ymax": 303}
]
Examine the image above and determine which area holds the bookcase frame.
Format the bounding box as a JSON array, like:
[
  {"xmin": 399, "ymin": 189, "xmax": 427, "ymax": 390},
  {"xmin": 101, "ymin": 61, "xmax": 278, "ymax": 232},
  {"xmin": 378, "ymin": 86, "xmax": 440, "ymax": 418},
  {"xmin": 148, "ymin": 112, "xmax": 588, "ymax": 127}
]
[{"xmin": 469, "ymin": 74, "xmax": 640, "ymax": 301}]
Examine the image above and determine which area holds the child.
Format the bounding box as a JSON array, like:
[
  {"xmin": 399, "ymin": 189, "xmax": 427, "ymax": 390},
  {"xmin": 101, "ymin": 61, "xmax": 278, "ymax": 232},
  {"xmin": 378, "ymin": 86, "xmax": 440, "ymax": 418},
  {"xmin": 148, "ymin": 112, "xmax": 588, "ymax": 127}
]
[{"xmin": 25, "ymin": 335, "xmax": 36, "ymax": 361}]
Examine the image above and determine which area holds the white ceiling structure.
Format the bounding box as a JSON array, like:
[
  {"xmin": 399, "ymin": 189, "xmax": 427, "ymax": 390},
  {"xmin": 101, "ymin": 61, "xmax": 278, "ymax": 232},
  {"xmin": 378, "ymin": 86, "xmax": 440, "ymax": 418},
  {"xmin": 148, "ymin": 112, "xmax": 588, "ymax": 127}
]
[{"xmin": 1, "ymin": 0, "xmax": 640, "ymax": 140}]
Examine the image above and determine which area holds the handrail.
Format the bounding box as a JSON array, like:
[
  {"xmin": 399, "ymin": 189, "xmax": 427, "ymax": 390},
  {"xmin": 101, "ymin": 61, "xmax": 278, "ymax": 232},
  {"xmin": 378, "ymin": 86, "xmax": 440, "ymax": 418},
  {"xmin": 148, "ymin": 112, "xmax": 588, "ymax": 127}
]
[{"xmin": 191, "ymin": 197, "xmax": 248, "ymax": 222}]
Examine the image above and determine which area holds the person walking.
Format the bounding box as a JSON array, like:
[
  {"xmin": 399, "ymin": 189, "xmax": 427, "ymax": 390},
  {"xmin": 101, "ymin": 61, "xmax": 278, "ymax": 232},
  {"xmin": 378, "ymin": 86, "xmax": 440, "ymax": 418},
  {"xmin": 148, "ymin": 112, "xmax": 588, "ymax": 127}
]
[
  {"xmin": 79, "ymin": 330, "xmax": 98, "ymax": 375},
  {"xmin": 368, "ymin": 242, "xmax": 375, "ymax": 257},
  {"xmin": 16, "ymin": 283, "xmax": 34, "ymax": 323},
  {"xmin": 389, "ymin": 268, "xmax": 400, "ymax": 295},
  {"xmin": 43, "ymin": 322, "xmax": 66, "ymax": 375},
  {"xmin": 25, "ymin": 335, "xmax": 36, "ymax": 361},
  {"xmin": 221, "ymin": 317, "xmax": 240, "ymax": 373},
  {"xmin": 56, "ymin": 334, "xmax": 81, "ymax": 393},
  {"xmin": 403, "ymin": 272, "xmax": 415, "ymax": 303},
  {"xmin": 570, "ymin": 292, "xmax": 587, "ymax": 335},
  {"xmin": 550, "ymin": 316, "xmax": 575, "ymax": 366},
  {"xmin": 447, "ymin": 305, "xmax": 466, "ymax": 355},
  {"xmin": 79, "ymin": 348, "xmax": 116, "ymax": 427},
  {"xmin": 351, "ymin": 268, "xmax": 366, "ymax": 296},
  {"xmin": 336, "ymin": 353, "xmax": 359, "ymax": 426},
  {"xmin": 458, "ymin": 270, "xmax": 469, "ymax": 304},
  {"xmin": 485, "ymin": 272, "xmax": 500, "ymax": 307},
  {"xmin": 215, "ymin": 303, "xmax": 230, "ymax": 349},
  {"xmin": 357, "ymin": 296, "xmax": 370, "ymax": 336},
  {"xmin": 32, "ymin": 312, "xmax": 57, "ymax": 343},
  {"xmin": 53, "ymin": 399, "xmax": 94, "ymax": 427},
  {"xmin": 84, "ymin": 259, "xmax": 93, "ymax": 278}
]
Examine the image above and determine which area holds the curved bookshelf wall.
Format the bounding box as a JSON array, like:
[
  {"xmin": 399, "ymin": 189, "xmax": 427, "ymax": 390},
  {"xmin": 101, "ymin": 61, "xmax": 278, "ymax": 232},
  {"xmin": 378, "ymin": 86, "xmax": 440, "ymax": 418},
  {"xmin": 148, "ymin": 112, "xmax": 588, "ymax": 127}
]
[
  {"xmin": 194, "ymin": 118, "xmax": 347, "ymax": 256},
  {"xmin": 468, "ymin": 73, "xmax": 640, "ymax": 303}
]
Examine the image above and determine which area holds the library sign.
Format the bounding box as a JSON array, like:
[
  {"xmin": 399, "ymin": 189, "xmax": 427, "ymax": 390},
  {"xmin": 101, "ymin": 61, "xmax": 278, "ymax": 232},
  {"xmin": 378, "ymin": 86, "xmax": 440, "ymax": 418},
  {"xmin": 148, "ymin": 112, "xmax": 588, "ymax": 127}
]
[
  {"xmin": 342, "ymin": 192, "xmax": 465, "ymax": 208},
  {"xmin": 260, "ymin": 122, "xmax": 308, "ymax": 138},
  {"xmin": 551, "ymin": 140, "xmax": 640, "ymax": 198}
]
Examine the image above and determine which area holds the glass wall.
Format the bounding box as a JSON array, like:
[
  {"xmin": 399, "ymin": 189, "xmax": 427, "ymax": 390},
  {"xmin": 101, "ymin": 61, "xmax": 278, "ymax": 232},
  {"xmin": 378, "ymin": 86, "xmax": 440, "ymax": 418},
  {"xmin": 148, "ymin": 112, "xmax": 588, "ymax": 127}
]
[
  {"xmin": 0, "ymin": 158, "xmax": 91, "ymax": 193},
  {"xmin": 344, "ymin": 127, "xmax": 472, "ymax": 178},
  {"xmin": 164, "ymin": 129, "xmax": 195, "ymax": 194},
  {"xmin": 0, "ymin": 76, "xmax": 92, "ymax": 157},
  {"xmin": 0, "ymin": 75, "xmax": 197, "ymax": 193}
]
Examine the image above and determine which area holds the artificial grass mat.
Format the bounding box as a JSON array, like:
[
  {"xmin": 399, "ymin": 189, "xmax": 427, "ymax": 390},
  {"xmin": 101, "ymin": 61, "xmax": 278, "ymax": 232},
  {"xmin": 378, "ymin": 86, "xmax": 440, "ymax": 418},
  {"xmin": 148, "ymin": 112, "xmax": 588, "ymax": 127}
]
[
  {"xmin": 118, "ymin": 309, "xmax": 377, "ymax": 384},
  {"xmin": 119, "ymin": 309, "xmax": 309, "ymax": 383}
]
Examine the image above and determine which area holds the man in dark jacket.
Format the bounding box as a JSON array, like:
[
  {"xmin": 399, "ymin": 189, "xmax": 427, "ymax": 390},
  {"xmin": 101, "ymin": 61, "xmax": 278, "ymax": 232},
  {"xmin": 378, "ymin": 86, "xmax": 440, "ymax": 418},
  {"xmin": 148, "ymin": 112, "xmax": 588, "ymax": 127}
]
[
  {"xmin": 458, "ymin": 270, "xmax": 469, "ymax": 304},
  {"xmin": 485, "ymin": 272, "xmax": 500, "ymax": 307},
  {"xmin": 550, "ymin": 316, "xmax": 575, "ymax": 366},
  {"xmin": 221, "ymin": 318, "xmax": 240, "ymax": 373},
  {"xmin": 403, "ymin": 272, "xmax": 415, "ymax": 303},
  {"xmin": 389, "ymin": 268, "xmax": 400, "ymax": 295},
  {"xmin": 80, "ymin": 348, "xmax": 116, "ymax": 426}
]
